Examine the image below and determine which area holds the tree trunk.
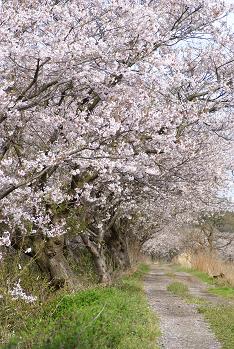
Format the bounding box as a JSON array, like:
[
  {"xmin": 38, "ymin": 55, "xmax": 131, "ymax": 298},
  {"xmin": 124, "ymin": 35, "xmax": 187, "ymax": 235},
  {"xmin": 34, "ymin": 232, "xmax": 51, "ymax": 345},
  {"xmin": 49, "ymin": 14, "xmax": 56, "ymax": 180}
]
[
  {"xmin": 80, "ymin": 234, "xmax": 111, "ymax": 284},
  {"xmin": 106, "ymin": 224, "xmax": 131, "ymax": 271},
  {"xmin": 31, "ymin": 234, "xmax": 77, "ymax": 290}
]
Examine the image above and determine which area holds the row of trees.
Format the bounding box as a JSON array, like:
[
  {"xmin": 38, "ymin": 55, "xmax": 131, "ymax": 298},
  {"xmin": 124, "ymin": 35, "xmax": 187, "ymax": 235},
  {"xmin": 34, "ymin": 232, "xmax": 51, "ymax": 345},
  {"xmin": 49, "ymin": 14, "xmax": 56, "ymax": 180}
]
[
  {"xmin": 144, "ymin": 212, "xmax": 234, "ymax": 262},
  {"xmin": 0, "ymin": 0, "xmax": 233, "ymax": 289}
]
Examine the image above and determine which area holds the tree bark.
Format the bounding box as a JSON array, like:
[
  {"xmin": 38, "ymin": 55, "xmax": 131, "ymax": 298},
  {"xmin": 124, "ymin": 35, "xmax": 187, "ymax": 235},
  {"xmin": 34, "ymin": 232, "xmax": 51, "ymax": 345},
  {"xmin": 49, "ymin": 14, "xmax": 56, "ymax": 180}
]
[
  {"xmin": 106, "ymin": 224, "xmax": 131, "ymax": 271},
  {"xmin": 31, "ymin": 234, "xmax": 77, "ymax": 290},
  {"xmin": 80, "ymin": 233, "xmax": 111, "ymax": 283}
]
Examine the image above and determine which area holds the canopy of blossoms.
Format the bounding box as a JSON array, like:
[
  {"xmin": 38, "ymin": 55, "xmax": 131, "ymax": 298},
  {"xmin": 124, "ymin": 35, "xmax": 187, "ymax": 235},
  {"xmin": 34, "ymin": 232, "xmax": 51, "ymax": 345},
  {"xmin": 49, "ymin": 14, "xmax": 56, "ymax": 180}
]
[{"xmin": 0, "ymin": 0, "xmax": 233, "ymax": 256}]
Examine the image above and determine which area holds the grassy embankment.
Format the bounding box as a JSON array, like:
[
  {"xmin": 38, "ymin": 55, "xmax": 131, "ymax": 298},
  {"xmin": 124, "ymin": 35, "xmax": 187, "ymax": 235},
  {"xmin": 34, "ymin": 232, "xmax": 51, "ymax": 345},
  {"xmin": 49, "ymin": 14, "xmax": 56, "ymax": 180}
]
[{"xmin": 3, "ymin": 264, "xmax": 160, "ymax": 349}]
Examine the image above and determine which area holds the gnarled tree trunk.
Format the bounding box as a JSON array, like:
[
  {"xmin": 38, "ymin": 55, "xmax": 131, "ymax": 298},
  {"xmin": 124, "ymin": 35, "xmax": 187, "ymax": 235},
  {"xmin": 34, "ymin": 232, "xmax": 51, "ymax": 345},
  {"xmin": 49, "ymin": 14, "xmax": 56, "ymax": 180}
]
[
  {"xmin": 106, "ymin": 223, "xmax": 131, "ymax": 271},
  {"xmin": 31, "ymin": 233, "xmax": 77, "ymax": 290},
  {"xmin": 80, "ymin": 233, "xmax": 110, "ymax": 284}
]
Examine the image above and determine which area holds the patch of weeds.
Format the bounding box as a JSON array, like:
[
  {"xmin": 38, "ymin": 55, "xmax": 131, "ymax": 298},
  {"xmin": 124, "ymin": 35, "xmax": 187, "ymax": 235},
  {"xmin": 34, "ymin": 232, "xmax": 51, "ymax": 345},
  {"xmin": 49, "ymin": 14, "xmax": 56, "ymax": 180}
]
[
  {"xmin": 167, "ymin": 281, "xmax": 189, "ymax": 297},
  {"xmin": 4, "ymin": 264, "xmax": 160, "ymax": 349},
  {"xmin": 167, "ymin": 281, "xmax": 207, "ymax": 306},
  {"xmin": 198, "ymin": 304, "xmax": 234, "ymax": 349}
]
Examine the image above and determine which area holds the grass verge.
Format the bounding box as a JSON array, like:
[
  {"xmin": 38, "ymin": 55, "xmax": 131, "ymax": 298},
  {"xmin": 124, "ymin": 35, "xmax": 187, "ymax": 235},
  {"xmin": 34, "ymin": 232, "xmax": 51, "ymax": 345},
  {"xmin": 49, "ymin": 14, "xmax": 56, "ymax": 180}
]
[
  {"xmin": 174, "ymin": 266, "xmax": 214, "ymax": 284},
  {"xmin": 208, "ymin": 286, "xmax": 234, "ymax": 298},
  {"xmin": 174, "ymin": 266, "xmax": 234, "ymax": 299},
  {"xmin": 3, "ymin": 264, "xmax": 160, "ymax": 349},
  {"xmin": 198, "ymin": 305, "xmax": 234, "ymax": 349}
]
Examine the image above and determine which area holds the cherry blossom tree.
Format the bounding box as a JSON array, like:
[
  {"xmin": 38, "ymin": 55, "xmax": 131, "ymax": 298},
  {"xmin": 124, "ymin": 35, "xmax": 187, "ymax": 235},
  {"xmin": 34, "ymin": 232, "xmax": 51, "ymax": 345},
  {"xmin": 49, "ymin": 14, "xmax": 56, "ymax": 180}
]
[{"xmin": 0, "ymin": 0, "xmax": 233, "ymax": 286}]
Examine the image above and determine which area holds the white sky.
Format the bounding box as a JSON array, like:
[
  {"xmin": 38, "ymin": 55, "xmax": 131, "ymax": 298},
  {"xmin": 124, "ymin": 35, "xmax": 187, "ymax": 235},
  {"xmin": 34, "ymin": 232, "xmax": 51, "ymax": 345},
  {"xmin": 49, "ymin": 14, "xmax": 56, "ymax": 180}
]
[{"xmin": 226, "ymin": 0, "xmax": 234, "ymax": 28}]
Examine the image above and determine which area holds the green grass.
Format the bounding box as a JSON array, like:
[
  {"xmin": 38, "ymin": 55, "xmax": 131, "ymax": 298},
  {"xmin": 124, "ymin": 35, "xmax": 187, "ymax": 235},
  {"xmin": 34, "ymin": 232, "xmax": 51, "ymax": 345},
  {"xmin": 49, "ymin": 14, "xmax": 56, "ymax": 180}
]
[
  {"xmin": 172, "ymin": 266, "xmax": 234, "ymax": 348},
  {"xmin": 187, "ymin": 270, "xmax": 214, "ymax": 284},
  {"xmin": 167, "ymin": 281, "xmax": 207, "ymax": 305},
  {"xmin": 198, "ymin": 305, "xmax": 234, "ymax": 349},
  {"xmin": 3, "ymin": 264, "xmax": 160, "ymax": 349},
  {"xmin": 174, "ymin": 266, "xmax": 234, "ymax": 299},
  {"xmin": 174, "ymin": 266, "xmax": 214, "ymax": 285},
  {"xmin": 208, "ymin": 286, "xmax": 234, "ymax": 298},
  {"xmin": 167, "ymin": 281, "xmax": 189, "ymax": 297}
]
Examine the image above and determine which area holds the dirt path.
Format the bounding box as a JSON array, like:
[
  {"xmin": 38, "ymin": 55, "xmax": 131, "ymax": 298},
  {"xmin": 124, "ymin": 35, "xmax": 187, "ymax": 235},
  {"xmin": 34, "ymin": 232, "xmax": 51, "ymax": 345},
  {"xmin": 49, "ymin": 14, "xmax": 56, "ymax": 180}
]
[{"xmin": 144, "ymin": 264, "xmax": 223, "ymax": 349}]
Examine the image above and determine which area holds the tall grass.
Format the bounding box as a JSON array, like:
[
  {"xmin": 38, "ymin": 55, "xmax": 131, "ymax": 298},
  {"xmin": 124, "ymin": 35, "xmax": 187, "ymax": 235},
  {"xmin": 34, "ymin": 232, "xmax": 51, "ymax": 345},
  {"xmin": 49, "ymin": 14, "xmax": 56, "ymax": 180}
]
[
  {"xmin": 175, "ymin": 252, "xmax": 234, "ymax": 287},
  {"xmin": 0, "ymin": 252, "xmax": 61, "ymax": 345}
]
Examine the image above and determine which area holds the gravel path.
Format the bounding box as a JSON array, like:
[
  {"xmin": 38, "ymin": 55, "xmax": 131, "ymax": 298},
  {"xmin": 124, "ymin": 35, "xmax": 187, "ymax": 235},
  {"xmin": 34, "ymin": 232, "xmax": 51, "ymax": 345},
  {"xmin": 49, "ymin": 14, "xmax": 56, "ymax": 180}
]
[{"xmin": 144, "ymin": 264, "xmax": 222, "ymax": 349}]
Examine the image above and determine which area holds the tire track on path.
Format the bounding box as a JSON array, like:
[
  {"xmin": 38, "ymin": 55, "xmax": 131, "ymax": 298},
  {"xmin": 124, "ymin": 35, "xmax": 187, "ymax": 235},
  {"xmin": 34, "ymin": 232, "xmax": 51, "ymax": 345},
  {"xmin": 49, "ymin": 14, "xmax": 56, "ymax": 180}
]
[{"xmin": 144, "ymin": 264, "xmax": 221, "ymax": 349}]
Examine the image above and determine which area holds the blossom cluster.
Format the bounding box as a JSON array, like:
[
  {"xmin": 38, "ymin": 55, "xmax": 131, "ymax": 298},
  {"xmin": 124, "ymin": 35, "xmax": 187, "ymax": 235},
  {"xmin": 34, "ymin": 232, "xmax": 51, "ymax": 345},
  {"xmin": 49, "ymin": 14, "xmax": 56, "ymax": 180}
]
[
  {"xmin": 9, "ymin": 280, "xmax": 37, "ymax": 303},
  {"xmin": 0, "ymin": 0, "xmax": 233, "ymax": 271}
]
